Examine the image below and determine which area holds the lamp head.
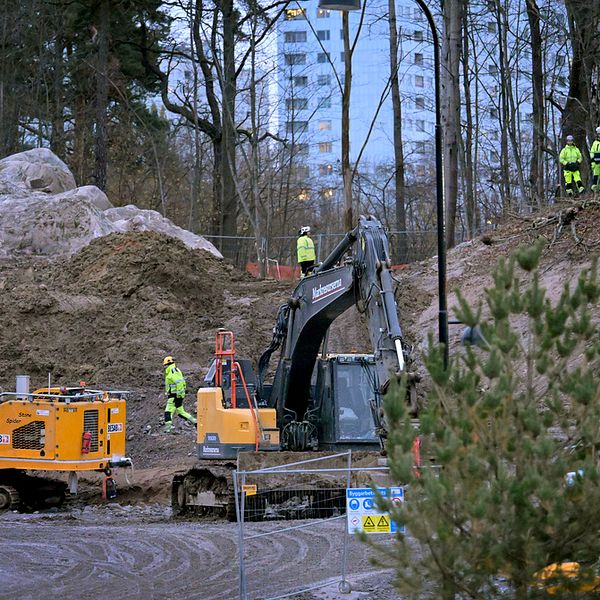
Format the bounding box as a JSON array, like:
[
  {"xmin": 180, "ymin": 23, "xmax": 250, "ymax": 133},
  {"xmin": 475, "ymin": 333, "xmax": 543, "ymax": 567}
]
[{"xmin": 318, "ymin": 0, "xmax": 361, "ymax": 10}]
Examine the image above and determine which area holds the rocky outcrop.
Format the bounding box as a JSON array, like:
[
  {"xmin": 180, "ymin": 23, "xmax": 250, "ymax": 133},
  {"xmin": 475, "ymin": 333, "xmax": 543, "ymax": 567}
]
[{"xmin": 0, "ymin": 149, "xmax": 222, "ymax": 259}]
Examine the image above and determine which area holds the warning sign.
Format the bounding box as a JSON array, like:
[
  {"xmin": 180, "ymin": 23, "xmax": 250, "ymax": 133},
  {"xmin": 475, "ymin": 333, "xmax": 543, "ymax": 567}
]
[
  {"xmin": 346, "ymin": 487, "xmax": 404, "ymax": 535},
  {"xmin": 375, "ymin": 515, "xmax": 390, "ymax": 533},
  {"xmin": 242, "ymin": 484, "xmax": 257, "ymax": 496},
  {"xmin": 362, "ymin": 515, "xmax": 376, "ymax": 531}
]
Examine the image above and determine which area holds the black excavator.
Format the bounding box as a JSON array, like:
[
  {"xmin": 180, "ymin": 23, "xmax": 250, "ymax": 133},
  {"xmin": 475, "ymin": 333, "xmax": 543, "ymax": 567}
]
[{"xmin": 171, "ymin": 215, "xmax": 418, "ymax": 519}]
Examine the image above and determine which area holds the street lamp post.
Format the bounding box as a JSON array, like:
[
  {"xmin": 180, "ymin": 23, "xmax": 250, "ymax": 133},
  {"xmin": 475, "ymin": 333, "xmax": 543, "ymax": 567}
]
[
  {"xmin": 317, "ymin": 0, "xmax": 447, "ymax": 364},
  {"xmin": 412, "ymin": 0, "xmax": 448, "ymax": 365}
]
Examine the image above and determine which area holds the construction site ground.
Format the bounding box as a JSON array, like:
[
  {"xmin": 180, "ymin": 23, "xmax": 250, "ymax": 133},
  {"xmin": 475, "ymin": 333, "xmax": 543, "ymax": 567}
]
[{"xmin": 2, "ymin": 198, "xmax": 600, "ymax": 599}]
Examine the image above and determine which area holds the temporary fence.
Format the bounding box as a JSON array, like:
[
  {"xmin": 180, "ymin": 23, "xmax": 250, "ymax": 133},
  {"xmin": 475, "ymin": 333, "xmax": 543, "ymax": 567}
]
[
  {"xmin": 203, "ymin": 230, "xmax": 439, "ymax": 280},
  {"xmin": 232, "ymin": 451, "xmax": 399, "ymax": 600}
]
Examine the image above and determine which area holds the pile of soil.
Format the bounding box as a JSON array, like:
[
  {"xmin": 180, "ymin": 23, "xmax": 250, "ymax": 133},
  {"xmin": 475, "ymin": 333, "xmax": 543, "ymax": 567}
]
[{"xmin": 0, "ymin": 231, "xmax": 291, "ymax": 465}]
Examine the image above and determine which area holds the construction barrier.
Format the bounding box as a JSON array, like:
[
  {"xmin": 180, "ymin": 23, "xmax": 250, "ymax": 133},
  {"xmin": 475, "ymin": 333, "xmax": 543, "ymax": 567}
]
[{"xmin": 233, "ymin": 451, "xmax": 398, "ymax": 600}]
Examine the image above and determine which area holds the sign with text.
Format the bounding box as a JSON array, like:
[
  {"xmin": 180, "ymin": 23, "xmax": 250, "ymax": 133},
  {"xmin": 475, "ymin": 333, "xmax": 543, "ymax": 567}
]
[{"xmin": 346, "ymin": 487, "xmax": 404, "ymax": 534}]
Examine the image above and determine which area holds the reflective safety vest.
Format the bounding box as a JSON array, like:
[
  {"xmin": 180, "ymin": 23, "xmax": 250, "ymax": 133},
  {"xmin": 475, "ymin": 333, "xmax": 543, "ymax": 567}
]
[
  {"xmin": 559, "ymin": 144, "xmax": 582, "ymax": 166},
  {"xmin": 165, "ymin": 364, "xmax": 186, "ymax": 396},
  {"xmin": 297, "ymin": 235, "xmax": 316, "ymax": 263},
  {"xmin": 590, "ymin": 139, "xmax": 600, "ymax": 162}
]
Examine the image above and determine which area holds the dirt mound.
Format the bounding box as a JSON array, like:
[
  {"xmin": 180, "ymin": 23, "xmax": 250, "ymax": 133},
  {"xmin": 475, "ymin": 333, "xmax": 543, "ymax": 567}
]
[
  {"xmin": 397, "ymin": 198, "xmax": 600, "ymax": 361},
  {"xmin": 0, "ymin": 231, "xmax": 289, "ymax": 465}
]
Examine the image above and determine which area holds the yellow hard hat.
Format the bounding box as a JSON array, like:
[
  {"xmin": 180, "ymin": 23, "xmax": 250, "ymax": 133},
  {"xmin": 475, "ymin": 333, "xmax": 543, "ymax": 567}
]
[{"xmin": 163, "ymin": 356, "xmax": 175, "ymax": 366}]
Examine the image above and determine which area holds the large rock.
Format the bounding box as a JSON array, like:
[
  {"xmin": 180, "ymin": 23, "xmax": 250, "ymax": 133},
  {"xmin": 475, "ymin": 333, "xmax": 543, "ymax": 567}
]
[
  {"xmin": 0, "ymin": 148, "xmax": 76, "ymax": 193},
  {"xmin": 0, "ymin": 149, "xmax": 222, "ymax": 259},
  {"xmin": 105, "ymin": 205, "xmax": 221, "ymax": 256}
]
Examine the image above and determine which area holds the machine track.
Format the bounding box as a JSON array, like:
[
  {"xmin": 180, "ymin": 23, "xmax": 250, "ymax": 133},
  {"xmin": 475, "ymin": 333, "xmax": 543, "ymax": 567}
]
[
  {"xmin": 0, "ymin": 484, "xmax": 20, "ymax": 512},
  {"xmin": 171, "ymin": 461, "xmax": 348, "ymax": 522},
  {"xmin": 171, "ymin": 463, "xmax": 237, "ymax": 520},
  {"xmin": 0, "ymin": 470, "xmax": 68, "ymax": 512}
]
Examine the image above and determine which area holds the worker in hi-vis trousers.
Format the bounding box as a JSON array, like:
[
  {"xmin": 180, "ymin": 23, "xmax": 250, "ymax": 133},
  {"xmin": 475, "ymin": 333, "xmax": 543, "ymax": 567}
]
[
  {"xmin": 559, "ymin": 135, "xmax": 585, "ymax": 196},
  {"xmin": 591, "ymin": 127, "xmax": 600, "ymax": 193},
  {"xmin": 163, "ymin": 356, "xmax": 196, "ymax": 433}
]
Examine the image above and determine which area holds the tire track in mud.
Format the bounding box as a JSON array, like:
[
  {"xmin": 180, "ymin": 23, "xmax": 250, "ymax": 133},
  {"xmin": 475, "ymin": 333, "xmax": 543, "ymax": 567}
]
[{"xmin": 0, "ymin": 517, "xmax": 386, "ymax": 600}]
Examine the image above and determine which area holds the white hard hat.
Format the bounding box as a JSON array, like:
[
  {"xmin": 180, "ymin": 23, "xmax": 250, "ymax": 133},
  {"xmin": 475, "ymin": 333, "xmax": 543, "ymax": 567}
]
[
  {"xmin": 596, "ymin": 127, "xmax": 600, "ymax": 135},
  {"xmin": 566, "ymin": 135, "xmax": 574, "ymax": 142},
  {"xmin": 299, "ymin": 226, "xmax": 311, "ymax": 235}
]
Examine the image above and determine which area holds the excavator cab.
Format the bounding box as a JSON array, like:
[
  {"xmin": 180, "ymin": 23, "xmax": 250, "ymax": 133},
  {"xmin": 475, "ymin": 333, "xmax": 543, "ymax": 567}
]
[{"xmin": 311, "ymin": 354, "xmax": 379, "ymax": 449}]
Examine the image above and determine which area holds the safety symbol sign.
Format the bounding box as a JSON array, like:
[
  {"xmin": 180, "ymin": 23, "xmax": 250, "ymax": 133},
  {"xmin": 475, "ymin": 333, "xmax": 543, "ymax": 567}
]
[{"xmin": 346, "ymin": 487, "xmax": 404, "ymax": 535}]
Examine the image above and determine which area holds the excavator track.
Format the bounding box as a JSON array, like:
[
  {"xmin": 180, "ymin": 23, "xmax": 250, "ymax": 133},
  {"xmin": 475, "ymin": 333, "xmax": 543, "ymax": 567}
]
[
  {"xmin": 0, "ymin": 470, "xmax": 68, "ymax": 512},
  {"xmin": 0, "ymin": 484, "xmax": 20, "ymax": 512},
  {"xmin": 171, "ymin": 463, "xmax": 237, "ymax": 520},
  {"xmin": 170, "ymin": 460, "xmax": 350, "ymax": 522}
]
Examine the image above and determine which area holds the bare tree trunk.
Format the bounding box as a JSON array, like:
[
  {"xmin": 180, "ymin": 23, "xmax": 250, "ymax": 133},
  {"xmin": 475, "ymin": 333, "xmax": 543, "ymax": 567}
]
[
  {"xmin": 93, "ymin": 0, "xmax": 109, "ymax": 191},
  {"xmin": 442, "ymin": 0, "xmax": 462, "ymax": 249},
  {"xmin": 388, "ymin": 0, "xmax": 406, "ymax": 261},
  {"xmin": 496, "ymin": 0, "xmax": 528, "ymax": 209},
  {"xmin": 51, "ymin": 32, "xmax": 66, "ymax": 159},
  {"xmin": 526, "ymin": 0, "xmax": 545, "ymax": 206},
  {"xmin": 219, "ymin": 0, "xmax": 239, "ymax": 258},
  {"xmin": 459, "ymin": 0, "xmax": 475, "ymax": 238},
  {"xmin": 562, "ymin": 0, "xmax": 600, "ymax": 167}
]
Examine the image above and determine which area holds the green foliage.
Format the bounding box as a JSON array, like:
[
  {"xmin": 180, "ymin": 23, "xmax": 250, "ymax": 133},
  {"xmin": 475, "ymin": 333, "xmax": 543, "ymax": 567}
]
[{"xmin": 378, "ymin": 249, "xmax": 600, "ymax": 599}]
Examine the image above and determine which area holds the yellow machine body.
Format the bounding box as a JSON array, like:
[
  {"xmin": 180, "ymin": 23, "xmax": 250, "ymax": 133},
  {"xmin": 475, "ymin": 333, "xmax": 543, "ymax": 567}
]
[
  {"xmin": 0, "ymin": 388, "xmax": 127, "ymax": 472},
  {"xmin": 196, "ymin": 387, "xmax": 279, "ymax": 459}
]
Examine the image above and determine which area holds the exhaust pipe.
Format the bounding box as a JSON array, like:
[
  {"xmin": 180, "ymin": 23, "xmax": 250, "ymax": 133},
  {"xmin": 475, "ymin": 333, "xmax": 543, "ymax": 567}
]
[{"xmin": 16, "ymin": 375, "xmax": 30, "ymax": 399}]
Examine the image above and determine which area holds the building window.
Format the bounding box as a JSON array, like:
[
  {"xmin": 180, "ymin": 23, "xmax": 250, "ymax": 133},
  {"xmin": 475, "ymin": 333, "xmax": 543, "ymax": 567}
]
[
  {"xmin": 416, "ymin": 119, "xmax": 425, "ymax": 132},
  {"xmin": 291, "ymin": 75, "xmax": 308, "ymax": 87},
  {"xmin": 318, "ymin": 120, "xmax": 332, "ymax": 130},
  {"xmin": 413, "ymin": 30, "xmax": 423, "ymax": 41},
  {"xmin": 294, "ymin": 165, "xmax": 310, "ymax": 179},
  {"xmin": 319, "ymin": 164, "xmax": 334, "ymax": 176},
  {"xmin": 285, "ymin": 7, "xmax": 306, "ymax": 19},
  {"xmin": 317, "ymin": 30, "xmax": 330, "ymax": 41},
  {"xmin": 488, "ymin": 63, "xmax": 498, "ymax": 76},
  {"xmin": 317, "ymin": 52, "xmax": 330, "ymax": 64},
  {"xmin": 317, "ymin": 74, "xmax": 331, "ymax": 86},
  {"xmin": 416, "ymin": 166, "xmax": 425, "ymax": 177},
  {"xmin": 340, "ymin": 29, "xmax": 344, "ymax": 40},
  {"xmin": 184, "ymin": 70, "xmax": 192, "ymax": 80},
  {"xmin": 415, "ymin": 75, "xmax": 424, "ymax": 87},
  {"xmin": 293, "ymin": 143, "xmax": 309, "ymax": 156},
  {"xmin": 415, "ymin": 141, "xmax": 426, "ymax": 153},
  {"xmin": 486, "ymin": 0, "xmax": 495, "ymax": 10},
  {"xmin": 340, "ymin": 51, "xmax": 346, "ymax": 63},
  {"xmin": 556, "ymin": 55, "xmax": 565, "ymax": 66},
  {"xmin": 489, "ymin": 108, "xmax": 498, "ymax": 119},
  {"xmin": 414, "ymin": 53, "xmax": 423, "ymax": 66},
  {"xmin": 285, "ymin": 53, "xmax": 306, "ymax": 66},
  {"xmin": 317, "ymin": 8, "xmax": 330, "ymax": 17},
  {"xmin": 286, "ymin": 120, "xmax": 308, "ymax": 134},
  {"xmin": 318, "ymin": 97, "xmax": 331, "ymax": 109},
  {"xmin": 319, "ymin": 142, "xmax": 333, "ymax": 153},
  {"xmin": 286, "ymin": 98, "xmax": 308, "ymax": 110},
  {"xmin": 320, "ymin": 187, "xmax": 335, "ymax": 198},
  {"xmin": 487, "ymin": 22, "xmax": 495, "ymax": 33},
  {"xmin": 285, "ymin": 31, "xmax": 307, "ymax": 43},
  {"xmin": 413, "ymin": 7, "xmax": 424, "ymax": 21},
  {"xmin": 415, "ymin": 96, "xmax": 425, "ymax": 109}
]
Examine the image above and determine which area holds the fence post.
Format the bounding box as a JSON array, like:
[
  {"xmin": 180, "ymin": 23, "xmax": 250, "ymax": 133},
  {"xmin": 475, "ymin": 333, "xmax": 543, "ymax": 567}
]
[
  {"xmin": 339, "ymin": 450, "xmax": 352, "ymax": 594},
  {"xmin": 234, "ymin": 470, "xmax": 248, "ymax": 600}
]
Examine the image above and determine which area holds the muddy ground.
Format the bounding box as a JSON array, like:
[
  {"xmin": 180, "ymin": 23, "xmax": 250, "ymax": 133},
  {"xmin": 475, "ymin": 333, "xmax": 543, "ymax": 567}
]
[
  {"xmin": 0, "ymin": 504, "xmax": 400, "ymax": 600},
  {"xmin": 2, "ymin": 198, "xmax": 600, "ymax": 599}
]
